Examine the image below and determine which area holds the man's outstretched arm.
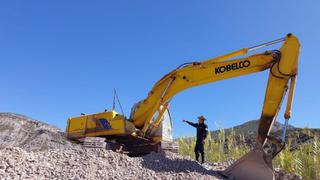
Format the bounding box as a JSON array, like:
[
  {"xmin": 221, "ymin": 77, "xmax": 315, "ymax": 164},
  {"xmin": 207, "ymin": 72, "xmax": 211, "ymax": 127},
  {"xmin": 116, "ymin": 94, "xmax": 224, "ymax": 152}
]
[{"xmin": 182, "ymin": 120, "xmax": 198, "ymax": 128}]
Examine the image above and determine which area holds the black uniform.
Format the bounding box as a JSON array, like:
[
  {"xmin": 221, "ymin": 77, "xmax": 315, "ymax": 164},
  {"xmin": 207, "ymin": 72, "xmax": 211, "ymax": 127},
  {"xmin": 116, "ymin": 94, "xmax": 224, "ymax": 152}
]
[{"xmin": 186, "ymin": 121, "xmax": 208, "ymax": 164}]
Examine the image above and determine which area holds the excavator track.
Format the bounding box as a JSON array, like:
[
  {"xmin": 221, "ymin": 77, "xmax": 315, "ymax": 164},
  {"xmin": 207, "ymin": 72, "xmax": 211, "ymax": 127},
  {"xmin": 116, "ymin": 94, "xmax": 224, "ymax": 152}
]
[{"xmin": 78, "ymin": 137, "xmax": 107, "ymax": 149}]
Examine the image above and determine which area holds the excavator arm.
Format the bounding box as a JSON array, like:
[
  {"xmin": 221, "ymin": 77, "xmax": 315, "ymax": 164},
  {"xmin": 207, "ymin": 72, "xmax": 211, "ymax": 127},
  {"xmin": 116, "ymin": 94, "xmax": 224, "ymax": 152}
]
[{"xmin": 257, "ymin": 34, "xmax": 299, "ymax": 145}]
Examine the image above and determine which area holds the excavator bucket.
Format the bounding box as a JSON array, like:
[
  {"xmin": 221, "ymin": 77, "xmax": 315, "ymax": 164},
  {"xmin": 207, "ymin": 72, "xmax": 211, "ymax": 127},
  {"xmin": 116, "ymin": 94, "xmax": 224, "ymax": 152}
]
[{"xmin": 222, "ymin": 145, "xmax": 274, "ymax": 180}]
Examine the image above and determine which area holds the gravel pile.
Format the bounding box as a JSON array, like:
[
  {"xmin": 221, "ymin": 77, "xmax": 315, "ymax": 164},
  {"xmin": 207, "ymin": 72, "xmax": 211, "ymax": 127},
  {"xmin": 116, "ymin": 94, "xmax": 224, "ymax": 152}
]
[
  {"xmin": 0, "ymin": 147, "xmax": 221, "ymax": 180},
  {"xmin": 0, "ymin": 113, "xmax": 300, "ymax": 179},
  {"xmin": 0, "ymin": 113, "xmax": 222, "ymax": 179}
]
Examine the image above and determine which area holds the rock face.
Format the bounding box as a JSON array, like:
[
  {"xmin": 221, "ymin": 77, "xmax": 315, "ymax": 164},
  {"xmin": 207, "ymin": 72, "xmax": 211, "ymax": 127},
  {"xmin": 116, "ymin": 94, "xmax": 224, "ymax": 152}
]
[
  {"xmin": 0, "ymin": 113, "xmax": 300, "ymax": 179},
  {"xmin": 0, "ymin": 113, "xmax": 77, "ymax": 151}
]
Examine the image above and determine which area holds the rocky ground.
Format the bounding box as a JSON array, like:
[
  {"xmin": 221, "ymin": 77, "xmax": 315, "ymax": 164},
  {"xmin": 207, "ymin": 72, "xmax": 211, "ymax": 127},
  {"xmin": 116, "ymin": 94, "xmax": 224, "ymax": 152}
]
[
  {"xmin": 0, "ymin": 147, "xmax": 227, "ymax": 180},
  {"xmin": 0, "ymin": 113, "xmax": 300, "ymax": 179}
]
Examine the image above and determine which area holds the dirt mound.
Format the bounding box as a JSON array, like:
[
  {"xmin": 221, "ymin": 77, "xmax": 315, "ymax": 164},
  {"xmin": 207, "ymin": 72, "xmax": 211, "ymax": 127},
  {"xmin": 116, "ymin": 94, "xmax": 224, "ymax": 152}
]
[
  {"xmin": 0, "ymin": 113, "xmax": 222, "ymax": 179},
  {"xmin": 0, "ymin": 147, "xmax": 222, "ymax": 180},
  {"xmin": 0, "ymin": 113, "xmax": 78, "ymax": 151},
  {"xmin": 0, "ymin": 113, "xmax": 300, "ymax": 179},
  {"xmin": 0, "ymin": 146, "xmax": 300, "ymax": 180}
]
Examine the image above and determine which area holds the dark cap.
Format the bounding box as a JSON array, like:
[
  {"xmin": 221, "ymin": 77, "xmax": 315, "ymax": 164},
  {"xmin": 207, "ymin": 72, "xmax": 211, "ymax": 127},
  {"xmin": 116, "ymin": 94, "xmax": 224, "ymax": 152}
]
[{"xmin": 198, "ymin": 115, "xmax": 206, "ymax": 120}]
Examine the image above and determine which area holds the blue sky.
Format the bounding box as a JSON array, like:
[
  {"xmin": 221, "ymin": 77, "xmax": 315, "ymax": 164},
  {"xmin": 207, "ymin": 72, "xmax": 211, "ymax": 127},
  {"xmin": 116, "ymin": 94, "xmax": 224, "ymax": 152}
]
[{"xmin": 1, "ymin": 1, "xmax": 319, "ymax": 137}]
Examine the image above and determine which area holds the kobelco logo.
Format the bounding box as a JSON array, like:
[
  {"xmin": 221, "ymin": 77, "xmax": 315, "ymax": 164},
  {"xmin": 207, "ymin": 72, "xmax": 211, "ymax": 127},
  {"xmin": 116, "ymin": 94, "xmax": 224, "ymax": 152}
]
[{"xmin": 215, "ymin": 60, "xmax": 251, "ymax": 74}]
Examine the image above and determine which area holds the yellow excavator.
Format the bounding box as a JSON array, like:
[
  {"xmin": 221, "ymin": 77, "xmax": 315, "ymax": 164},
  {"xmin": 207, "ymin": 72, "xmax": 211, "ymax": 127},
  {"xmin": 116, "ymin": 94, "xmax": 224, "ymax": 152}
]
[{"xmin": 66, "ymin": 33, "xmax": 300, "ymax": 179}]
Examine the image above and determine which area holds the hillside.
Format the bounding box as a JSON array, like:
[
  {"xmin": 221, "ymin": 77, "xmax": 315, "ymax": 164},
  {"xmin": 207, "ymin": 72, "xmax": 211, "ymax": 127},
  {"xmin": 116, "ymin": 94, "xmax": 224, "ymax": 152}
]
[
  {"xmin": 211, "ymin": 120, "xmax": 295, "ymax": 137},
  {"xmin": 0, "ymin": 113, "xmax": 76, "ymax": 151},
  {"xmin": 209, "ymin": 120, "xmax": 320, "ymax": 150}
]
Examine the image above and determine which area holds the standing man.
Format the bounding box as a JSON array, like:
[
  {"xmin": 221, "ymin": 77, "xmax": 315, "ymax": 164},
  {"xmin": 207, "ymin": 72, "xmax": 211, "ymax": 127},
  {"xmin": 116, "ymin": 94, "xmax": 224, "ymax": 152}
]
[{"xmin": 182, "ymin": 116, "xmax": 208, "ymax": 164}]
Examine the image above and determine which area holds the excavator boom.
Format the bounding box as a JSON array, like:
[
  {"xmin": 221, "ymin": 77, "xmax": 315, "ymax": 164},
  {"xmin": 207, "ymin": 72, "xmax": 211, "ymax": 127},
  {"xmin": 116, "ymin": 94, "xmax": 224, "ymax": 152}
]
[{"xmin": 131, "ymin": 52, "xmax": 276, "ymax": 131}]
